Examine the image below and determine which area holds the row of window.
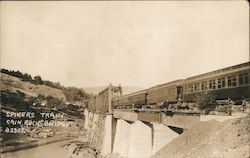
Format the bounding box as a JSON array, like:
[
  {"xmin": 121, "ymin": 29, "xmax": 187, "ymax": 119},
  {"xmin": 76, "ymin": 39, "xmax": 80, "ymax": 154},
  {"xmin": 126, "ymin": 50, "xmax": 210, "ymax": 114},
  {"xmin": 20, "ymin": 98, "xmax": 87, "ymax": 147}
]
[{"xmin": 183, "ymin": 72, "xmax": 249, "ymax": 93}]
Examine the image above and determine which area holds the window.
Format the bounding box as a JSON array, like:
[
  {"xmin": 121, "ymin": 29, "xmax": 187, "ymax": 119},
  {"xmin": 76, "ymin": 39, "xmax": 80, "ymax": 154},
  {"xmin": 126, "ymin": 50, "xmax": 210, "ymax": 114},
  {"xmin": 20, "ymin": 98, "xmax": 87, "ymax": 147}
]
[
  {"xmin": 245, "ymin": 73, "xmax": 249, "ymax": 84},
  {"xmin": 188, "ymin": 84, "xmax": 193, "ymax": 93},
  {"xmin": 239, "ymin": 74, "xmax": 243, "ymax": 85},
  {"xmin": 239, "ymin": 73, "xmax": 249, "ymax": 85},
  {"xmin": 228, "ymin": 76, "xmax": 231, "ymax": 87},
  {"xmin": 209, "ymin": 79, "xmax": 216, "ymax": 89},
  {"xmin": 194, "ymin": 83, "xmax": 200, "ymax": 92},
  {"xmin": 217, "ymin": 78, "xmax": 225, "ymax": 89},
  {"xmin": 201, "ymin": 81, "xmax": 207, "ymax": 91},
  {"xmin": 228, "ymin": 75, "xmax": 237, "ymax": 87}
]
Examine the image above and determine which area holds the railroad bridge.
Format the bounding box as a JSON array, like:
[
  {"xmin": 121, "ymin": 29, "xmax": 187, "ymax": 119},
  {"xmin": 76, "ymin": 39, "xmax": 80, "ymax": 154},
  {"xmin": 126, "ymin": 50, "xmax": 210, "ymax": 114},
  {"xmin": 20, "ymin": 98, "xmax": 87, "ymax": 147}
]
[{"xmin": 84, "ymin": 84, "xmax": 239, "ymax": 158}]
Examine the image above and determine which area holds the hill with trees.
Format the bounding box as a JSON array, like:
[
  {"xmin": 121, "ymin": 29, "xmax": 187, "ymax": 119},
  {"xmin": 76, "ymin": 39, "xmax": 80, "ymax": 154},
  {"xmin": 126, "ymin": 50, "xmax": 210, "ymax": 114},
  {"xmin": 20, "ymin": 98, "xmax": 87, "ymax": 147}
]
[{"xmin": 1, "ymin": 68, "xmax": 91, "ymax": 105}]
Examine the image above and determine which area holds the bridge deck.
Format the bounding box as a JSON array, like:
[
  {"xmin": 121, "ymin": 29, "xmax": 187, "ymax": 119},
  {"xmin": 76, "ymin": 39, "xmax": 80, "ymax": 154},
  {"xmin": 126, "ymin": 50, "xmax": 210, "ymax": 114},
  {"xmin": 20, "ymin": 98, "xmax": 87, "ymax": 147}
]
[{"xmin": 112, "ymin": 109, "xmax": 201, "ymax": 129}]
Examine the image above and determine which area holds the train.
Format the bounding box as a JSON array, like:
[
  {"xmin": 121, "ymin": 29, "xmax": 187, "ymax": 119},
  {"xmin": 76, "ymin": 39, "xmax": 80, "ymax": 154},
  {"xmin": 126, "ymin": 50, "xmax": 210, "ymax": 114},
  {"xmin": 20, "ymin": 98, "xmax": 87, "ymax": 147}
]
[{"xmin": 112, "ymin": 62, "xmax": 250, "ymax": 110}]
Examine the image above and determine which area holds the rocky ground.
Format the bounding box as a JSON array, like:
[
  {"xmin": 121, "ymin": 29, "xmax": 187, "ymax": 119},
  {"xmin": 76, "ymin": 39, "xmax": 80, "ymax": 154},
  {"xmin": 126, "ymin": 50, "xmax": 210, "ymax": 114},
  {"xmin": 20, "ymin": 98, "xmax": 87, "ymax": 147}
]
[{"xmin": 1, "ymin": 114, "xmax": 85, "ymax": 153}]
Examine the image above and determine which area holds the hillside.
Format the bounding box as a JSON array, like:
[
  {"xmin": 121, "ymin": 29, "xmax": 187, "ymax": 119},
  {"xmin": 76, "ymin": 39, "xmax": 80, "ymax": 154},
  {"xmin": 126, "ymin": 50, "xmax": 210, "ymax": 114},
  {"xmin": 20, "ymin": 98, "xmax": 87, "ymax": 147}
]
[
  {"xmin": 152, "ymin": 116, "xmax": 250, "ymax": 158},
  {"xmin": 1, "ymin": 72, "xmax": 88, "ymax": 155},
  {"xmin": 1, "ymin": 73, "xmax": 66, "ymax": 101},
  {"xmin": 84, "ymin": 86, "xmax": 144, "ymax": 95}
]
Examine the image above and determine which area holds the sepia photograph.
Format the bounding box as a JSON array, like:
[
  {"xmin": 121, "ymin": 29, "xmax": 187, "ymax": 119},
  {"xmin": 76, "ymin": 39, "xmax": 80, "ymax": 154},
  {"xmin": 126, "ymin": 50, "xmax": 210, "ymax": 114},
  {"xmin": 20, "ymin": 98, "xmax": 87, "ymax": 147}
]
[{"xmin": 0, "ymin": 1, "xmax": 249, "ymax": 158}]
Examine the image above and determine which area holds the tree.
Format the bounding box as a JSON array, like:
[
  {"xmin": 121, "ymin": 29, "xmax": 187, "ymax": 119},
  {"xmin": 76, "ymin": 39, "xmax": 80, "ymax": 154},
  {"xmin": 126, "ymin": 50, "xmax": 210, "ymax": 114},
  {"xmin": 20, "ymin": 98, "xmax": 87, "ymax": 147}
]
[
  {"xmin": 33, "ymin": 75, "xmax": 43, "ymax": 85},
  {"xmin": 63, "ymin": 87, "xmax": 91, "ymax": 102},
  {"xmin": 22, "ymin": 73, "xmax": 32, "ymax": 81},
  {"xmin": 195, "ymin": 90, "xmax": 216, "ymax": 111}
]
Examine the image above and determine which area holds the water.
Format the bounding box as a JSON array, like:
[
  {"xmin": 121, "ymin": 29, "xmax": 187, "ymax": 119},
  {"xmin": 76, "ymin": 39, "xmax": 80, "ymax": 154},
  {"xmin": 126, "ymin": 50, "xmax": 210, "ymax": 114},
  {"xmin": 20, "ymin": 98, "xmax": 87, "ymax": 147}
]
[{"xmin": 2, "ymin": 139, "xmax": 72, "ymax": 158}]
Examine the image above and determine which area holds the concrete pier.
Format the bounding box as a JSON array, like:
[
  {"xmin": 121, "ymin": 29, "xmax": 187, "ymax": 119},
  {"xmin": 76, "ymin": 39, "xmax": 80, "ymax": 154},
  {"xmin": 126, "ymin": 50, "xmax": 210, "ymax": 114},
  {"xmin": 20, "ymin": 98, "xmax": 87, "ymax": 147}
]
[
  {"xmin": 113, "ymin": 119, "xmax": 131, "ymax": 157},
  {"xmin": 101, "ymin": 115, "xmax": 113, "ymax": 155},
  {"xmin": 152, "ymin": 123, "xmax": 179, "ymax": 154},
  {"xmin": 84, "ymin": 110, "xmax": 191, "ymax": 158},
  {"xmin": 127, "ymin": 121, "xmax": 152, "ymax": 158}
]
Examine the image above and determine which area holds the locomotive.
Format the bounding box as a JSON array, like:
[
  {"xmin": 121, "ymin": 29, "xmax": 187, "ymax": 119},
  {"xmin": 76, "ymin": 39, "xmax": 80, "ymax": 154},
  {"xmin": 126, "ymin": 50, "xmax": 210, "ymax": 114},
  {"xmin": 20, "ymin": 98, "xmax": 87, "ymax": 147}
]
[{"xmin": 112, "ymin": 62, "xmax": 250, "ymax": 110}]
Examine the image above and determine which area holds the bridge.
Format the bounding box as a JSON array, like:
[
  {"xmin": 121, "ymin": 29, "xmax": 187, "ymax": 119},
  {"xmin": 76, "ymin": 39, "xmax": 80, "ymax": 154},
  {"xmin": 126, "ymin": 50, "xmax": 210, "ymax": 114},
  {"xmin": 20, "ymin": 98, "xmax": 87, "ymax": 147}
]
[{"xmin": 84, "ymin": 84, "xmax": 240, "ymax": 158}]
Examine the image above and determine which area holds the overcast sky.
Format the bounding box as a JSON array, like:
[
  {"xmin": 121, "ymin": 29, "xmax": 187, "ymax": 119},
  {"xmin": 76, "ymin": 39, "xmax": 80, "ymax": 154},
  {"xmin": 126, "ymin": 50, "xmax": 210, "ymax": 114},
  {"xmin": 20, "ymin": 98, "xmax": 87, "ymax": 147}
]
[{"xmin": 1, "ymin": 1, "xmax": 249, "ymax": 88}]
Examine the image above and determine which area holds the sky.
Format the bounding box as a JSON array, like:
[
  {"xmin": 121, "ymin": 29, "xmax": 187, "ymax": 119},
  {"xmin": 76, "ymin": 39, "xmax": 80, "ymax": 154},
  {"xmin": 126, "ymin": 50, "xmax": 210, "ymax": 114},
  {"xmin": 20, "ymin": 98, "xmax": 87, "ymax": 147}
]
[{"xmin": 1, "ymin": 1, "xmax": 249, "ymax": 88}]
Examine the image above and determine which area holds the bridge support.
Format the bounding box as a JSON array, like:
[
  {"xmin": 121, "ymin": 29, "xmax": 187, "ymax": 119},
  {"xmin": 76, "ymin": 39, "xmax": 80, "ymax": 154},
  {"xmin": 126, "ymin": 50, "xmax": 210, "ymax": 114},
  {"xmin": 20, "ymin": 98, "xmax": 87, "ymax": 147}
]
[
  {"xmin": 101, "ymin": 115, "xmax": 113, "ymax": 155},
  {"xmin": 84, "ymin": 110, "xmax": 114, "ymax": 156},
  {"xmin": 152, "ymin": 123, "xmax": 179, "ymax": 154},
  {"xmin": 113, "ymin": 119, "xmax": 131, "ymax": 157},
  {"xmin": 127, "ymin": 121, "xmax": 152, "ymax": 158},
  {"xmin": 84, "ymin": 110, "xmax": 183, "ymax": 158}
]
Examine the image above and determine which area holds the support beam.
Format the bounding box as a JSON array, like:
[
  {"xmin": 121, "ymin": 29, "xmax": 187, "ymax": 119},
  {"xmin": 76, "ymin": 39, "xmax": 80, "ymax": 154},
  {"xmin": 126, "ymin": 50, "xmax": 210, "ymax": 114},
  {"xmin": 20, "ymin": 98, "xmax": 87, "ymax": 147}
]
[
  {"xmin": 113, "ymin": 110, "xmax": 138, "ymax": 122},
  {"xmin": 162, "ymin": 114, "xmax": 200, "ymax": 129}
]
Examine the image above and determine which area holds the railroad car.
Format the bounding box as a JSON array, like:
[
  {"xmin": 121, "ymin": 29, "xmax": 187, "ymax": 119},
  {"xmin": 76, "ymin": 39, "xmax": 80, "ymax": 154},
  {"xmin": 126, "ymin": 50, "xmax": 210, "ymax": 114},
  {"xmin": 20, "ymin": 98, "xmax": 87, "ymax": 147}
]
[
  {"xmin": 111, "ymin": 95, "xmax": 130, "ymax": 108},
  {"xmin": 111, "ymin": 90, "xmax": 147, "ymax": 109},
  {"xmin": 182, "ymin": 62, "xmax": 250, "ymax": 102},
  {"xmin": 129, "ymin": 90, "xmax": 147, "ymax": 105},
  {"xmin": 147, "ymin": 80, "xmax": 183, "ymax": 105},
  {"xmin": 111, "ymin": 62, "xmax": 250, "ymax": 110}
]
